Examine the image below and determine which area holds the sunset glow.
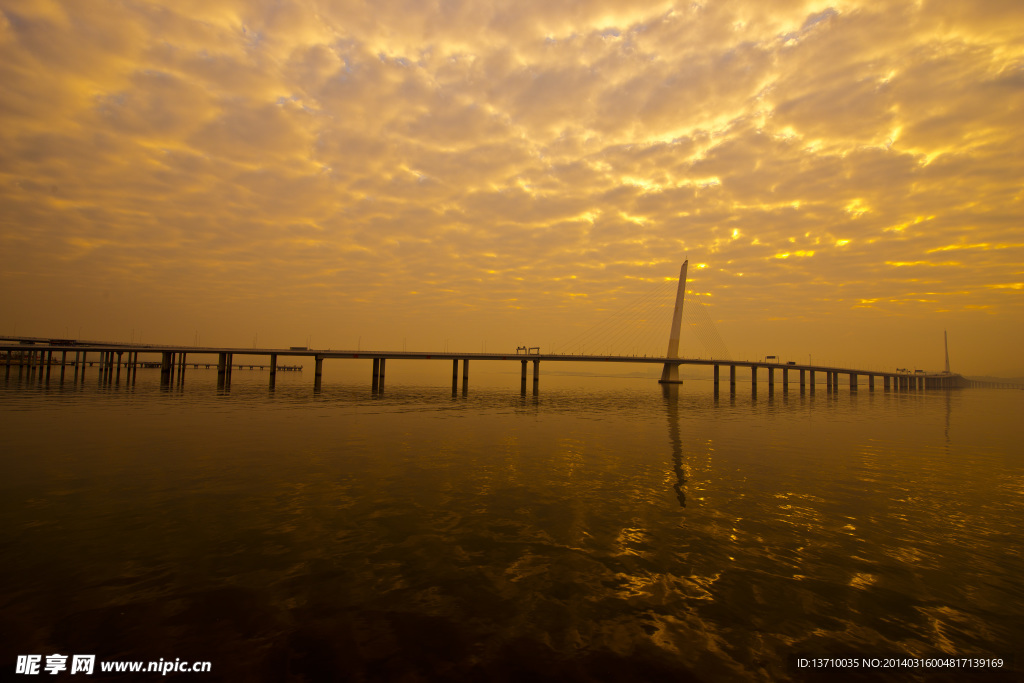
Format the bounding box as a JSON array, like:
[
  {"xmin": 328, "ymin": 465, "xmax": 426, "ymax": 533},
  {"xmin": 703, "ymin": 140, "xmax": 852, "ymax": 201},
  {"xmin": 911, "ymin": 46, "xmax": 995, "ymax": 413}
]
[{"xmin": 2, "ymin": 0, "xmax": 1022, "ymax": 374}]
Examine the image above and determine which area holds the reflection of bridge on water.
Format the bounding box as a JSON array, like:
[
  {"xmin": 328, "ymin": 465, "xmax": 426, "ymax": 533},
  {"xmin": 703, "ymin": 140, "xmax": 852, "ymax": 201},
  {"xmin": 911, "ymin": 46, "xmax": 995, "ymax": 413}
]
[{"xmin": 3, "ymin": 261, "xmax": 1014, "ymax": 394}]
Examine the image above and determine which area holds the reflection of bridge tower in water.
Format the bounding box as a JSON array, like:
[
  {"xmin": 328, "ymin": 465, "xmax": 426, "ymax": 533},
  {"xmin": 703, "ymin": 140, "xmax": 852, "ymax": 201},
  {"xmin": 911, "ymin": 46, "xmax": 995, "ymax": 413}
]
[{"xmin": 659, "ymin": 260, "xmax": 688, "ymax": 384}]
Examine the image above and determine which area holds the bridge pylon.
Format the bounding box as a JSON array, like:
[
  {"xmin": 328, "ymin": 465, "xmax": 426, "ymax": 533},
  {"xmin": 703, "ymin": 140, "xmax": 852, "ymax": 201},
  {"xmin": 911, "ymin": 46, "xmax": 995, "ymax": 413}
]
[{"xmin": 659, "ymin": 260, "xmax": 688, "ymax": 384}]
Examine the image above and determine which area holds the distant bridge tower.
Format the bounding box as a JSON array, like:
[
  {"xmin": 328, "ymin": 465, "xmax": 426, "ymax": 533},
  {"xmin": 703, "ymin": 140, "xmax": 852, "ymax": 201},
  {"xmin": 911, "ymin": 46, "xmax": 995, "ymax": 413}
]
[
  {"xmin": 944, "ymin": 329, "xmax": 951, "ymax": 374},
  {"xmin": 659, "ymin": 260, "xmax": 688, "ymax": 384}
]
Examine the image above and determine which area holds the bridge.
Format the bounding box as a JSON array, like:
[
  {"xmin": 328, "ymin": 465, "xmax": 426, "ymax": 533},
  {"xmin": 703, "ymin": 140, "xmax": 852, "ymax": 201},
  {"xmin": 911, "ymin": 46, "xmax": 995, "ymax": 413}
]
[
  {"xmin": 0, "ymin": 339, "xmax": 983, "ymax": 393},
  {"xmin": 2, "ymin": 262, "xmax": 1013, "ymax": 393}
]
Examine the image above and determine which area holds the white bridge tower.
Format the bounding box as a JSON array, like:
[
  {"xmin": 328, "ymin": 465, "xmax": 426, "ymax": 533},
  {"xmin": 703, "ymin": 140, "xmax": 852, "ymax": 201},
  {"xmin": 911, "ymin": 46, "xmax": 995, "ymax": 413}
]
[{"xmin": 659, "ymin": 260, "xmax": 688, "ymax": 384}]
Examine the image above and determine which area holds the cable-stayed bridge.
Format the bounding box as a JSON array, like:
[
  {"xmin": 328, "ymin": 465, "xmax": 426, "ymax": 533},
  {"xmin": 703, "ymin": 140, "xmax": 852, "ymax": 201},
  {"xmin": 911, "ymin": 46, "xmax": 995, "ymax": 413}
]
[{"xmin": 2, "ymin": 262, "xmax": 1008, "ymax": 393}]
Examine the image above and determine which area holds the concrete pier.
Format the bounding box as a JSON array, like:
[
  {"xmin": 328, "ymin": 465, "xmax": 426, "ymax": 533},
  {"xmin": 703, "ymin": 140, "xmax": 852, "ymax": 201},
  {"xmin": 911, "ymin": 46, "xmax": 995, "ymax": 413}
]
[
  {"xmin": 314, "ymin": 356, "xmax": 323, "ymax": 391},
  {"xmin": 751, "ymin": 365, "xmax": 757, "ymax": 392},
  {"xmin": 160, "ymin": 352, "xmax": 172, "ymax": 386},
  {"xmin": 713, "ymin": 364, "xmax": 720, "ymax": 394},
  {"xmin": 372, "ymin": 358, "xmax": 380, "ymax": 392},
  {"xmin": 462, "ymin": 358, "xmax": 468, "ymax": 394},
  {"xmin": 729, "ymin": 365, "xmax": 736, "ymax": 394},
  {"xmin": 532, "ymin": 359, "xmax": 540, "ymax": 393},
  {"xmin": 379, "ymin": 358, "xmax": 386, "ymax": 391},
  {"xmin": 269, "ymin": 353, "xmax": 277, "ymax": 389},
  {"xmin": 452, "ymin": 359, "xmax": 459, "ymax": 394},
  {"xmin": 850, "ymin": 372, "xmax": 857, "ymax": 391},
  {"xmin": 782, "ymin": 368, "xmax": 788, "ymax": 393},
  {"xmin": 768, "ymin": 367, "xmax": 774, "ymax": 393},
  {"xmin": 868, "ymin": 374, "xmax": 874, "ymax": 391}
]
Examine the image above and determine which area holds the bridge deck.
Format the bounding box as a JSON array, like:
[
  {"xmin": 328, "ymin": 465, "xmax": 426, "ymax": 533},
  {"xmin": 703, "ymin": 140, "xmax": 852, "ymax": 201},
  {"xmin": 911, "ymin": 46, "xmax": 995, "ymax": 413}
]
[{"xmin": 0, "ymin": 337, "xmax": 951, "ymax": 379}]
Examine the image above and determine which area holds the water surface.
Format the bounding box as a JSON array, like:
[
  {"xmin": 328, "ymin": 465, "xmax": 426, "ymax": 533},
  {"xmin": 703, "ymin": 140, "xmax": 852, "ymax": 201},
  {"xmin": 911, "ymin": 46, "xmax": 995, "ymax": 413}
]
[{"xmin": 2, "ymin": 366, "xmax": 1021, "ymax": 681}]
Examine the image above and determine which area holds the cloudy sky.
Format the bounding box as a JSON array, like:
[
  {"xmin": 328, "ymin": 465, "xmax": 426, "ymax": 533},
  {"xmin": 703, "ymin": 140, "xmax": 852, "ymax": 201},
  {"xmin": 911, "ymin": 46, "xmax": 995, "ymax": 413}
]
[{"xmin": 1, "ymin": 0, "xmax": 1021, "ymax": 375}]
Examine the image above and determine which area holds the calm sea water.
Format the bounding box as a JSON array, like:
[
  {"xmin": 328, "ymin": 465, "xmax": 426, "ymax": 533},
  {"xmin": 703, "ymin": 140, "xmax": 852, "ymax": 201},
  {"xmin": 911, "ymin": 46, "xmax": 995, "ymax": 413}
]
[{"xmin": 1, "ymin": 362, "xmax": 1022, "ymax": 682}]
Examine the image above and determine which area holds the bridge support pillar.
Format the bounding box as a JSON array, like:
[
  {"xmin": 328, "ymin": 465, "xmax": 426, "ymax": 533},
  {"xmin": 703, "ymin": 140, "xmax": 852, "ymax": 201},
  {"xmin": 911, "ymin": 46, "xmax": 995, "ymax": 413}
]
[
  {"xmin": 116, "ymin": 351, "xmax": 123, "ymax": 384},
  {"xmin": 314, "ymin": 356, "xmax": 323, "ymax": 392},
  {"xmin": 713, "ymin": 365, "xmax": 720, "ymax": 394},
  {"xmin": 659, "ymin": 362, "xmax": 681, "ymax": 383},
  {"xmin": 452, "ymin": 359, "xmax": 458, "ymax": 394},
  {"xmin": 59, "ymin": 351, "xmax": 67, "ymax": 383},
  {"xmin": 533, "ymin": 359, "xmax": 540, "ymax": 393},
  {"xmin": 462, "ymin": 358, "xmax": 468, "ymax": 394},
  {"xmin": 521, "ymin": 360, "xmax": 527, "ymax": 393},
  {"xmin": 160, "ymin": 352, "xmax": 172, "ymax": 387},
  {"xmin": 884, "ymin": 375, "xmax": 890, "ymax": 391},
  {"xmin": 729, "ymin": 365, "xmax": 736, "ymax": 394},
  {"xmin": 372, "ymin": 358, "xmax": 380, "ymax": 392},
  {"xmin": 44, "ymin": 350, "xmax": 52, "ymax": 383},
  {"xmin": 379, "ymin": 358, "xmax": 386, "ymax": 391},
  {"xmin": 217, "ymin": 353, "xmax": 226, "ymax": 387},
  {"xmin": 800, "ymin": 369, "xmax": 806, "ymax": 393},
  {"xmin": 850, "ymin": 372, "xmax": 857, "ymax": 391},
  {"xmin": 269, "ymin": 353, "xmax": 277, "ymax": 389},
  {"xmin": 768, "ymin": 367, "xmax": 774, "ymax": 393},
  {"xmin": 868, "ymin": 374, "xmax": 875, "ymax": 391},
  {"xmin": 751, "ymin": 365, "xmax": 757, "ymax": 394},
  {"xmin": 783, "ymin": 368, "xmax": 788, "ymax": 393},
  {"xmin": 177, "ymin": 352, "xmax": 186, "ymax": 386}
]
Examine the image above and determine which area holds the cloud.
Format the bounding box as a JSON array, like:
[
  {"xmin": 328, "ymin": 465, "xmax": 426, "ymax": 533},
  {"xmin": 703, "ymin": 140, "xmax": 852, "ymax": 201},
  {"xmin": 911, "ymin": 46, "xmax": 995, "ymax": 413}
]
[{"xmin": 0, "ymin": 0, "xmax": 1021, "ymax": 372}]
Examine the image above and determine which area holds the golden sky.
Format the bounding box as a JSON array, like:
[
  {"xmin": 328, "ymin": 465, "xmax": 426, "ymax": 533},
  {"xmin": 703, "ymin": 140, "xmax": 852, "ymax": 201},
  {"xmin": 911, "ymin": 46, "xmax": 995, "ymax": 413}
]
[{"xmin": 1, "ymin": 0, "xmax": 1022, "ymax": 375}]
